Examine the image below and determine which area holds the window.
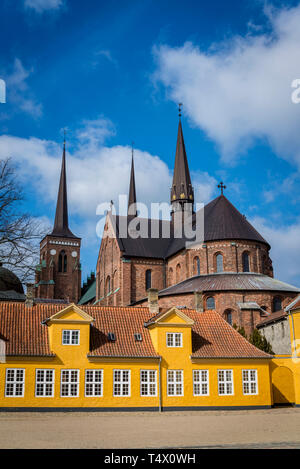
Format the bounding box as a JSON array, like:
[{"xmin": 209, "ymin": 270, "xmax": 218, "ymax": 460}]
[
  {"xmin": 169, "ymin": 268, "xmax": 173, "ymax": 286},
  {"xmin": 58, "ymin": 250, "xmax": 67, "ymax": 273},
  {"xmin": 140, "ymin": 370, "xmax": 157, "ymax": 396},
  {"xmin": 167, "ymin": 370, "xmax": 183, "ymax": 396},
  {"xmin": 106, "ymin": 275, "xmax": 111, "ymax": 294},
  {"xmin": 194, "ymin": 256, "xmax": 200, "ymax": 276},
  {"xmin": 216, "ymin": 253, "xmax": 224, "ymax": 273},
  {"xmin": 145, "ymin": 270, "xmax": 152, "ymax": 291},
  {"xmin": 166, "ymin": 332, "xmax": 182, "ymax": 348},
  {"xmin": 176, "ymin": 264, "xmax": 181, "ymax": 283},
  {"xmin": 5, "ymin": 369, "xmax": 25, "ymax": 397},
  {"xmin": 61, "ymin": 370, "xmax": 79, "ymax": 397},
  {"xmin": 62, "ymin": 330, "xmax": 80, "ymax": 345},
  {"xmin": 113, "ymin": 370, "xmax": 131, "ymax": 396},
  {"xmin": 218, "ymin": 370, "xmax": 234, "ymax": 395},
  {"xmin": 206, "ymin": 297, "xmax": 215, "ymax": 310},
  {"xmin": 193, "ymin": 370, "xmax": 209, "ymax": 396},
  {"xmin": 224, "ymin": 309, "xmax": 233, "ymax": 326},
  {"xmin": 242, "ymin": 370, "xmax": 258, "ymax": 395},
  {"xmin": 35, "ymin": 369, "xmax": 54, "ymax": 397},
  {"xmin": 242, "ymin": 252, "xmax": 250, "ymax": 272},
  {"xmin": 273, "ymin": 296, "xmax": 282, "ymax": 313},
  {"xmin": 85, "ymin": 370, "xmax": 103, "ymax": 397}
]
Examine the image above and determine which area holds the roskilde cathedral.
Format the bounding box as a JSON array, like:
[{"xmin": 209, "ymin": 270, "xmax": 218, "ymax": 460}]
[{"xmin": 34, "ymin": 115, "xmax": 300, "ymax": 335}]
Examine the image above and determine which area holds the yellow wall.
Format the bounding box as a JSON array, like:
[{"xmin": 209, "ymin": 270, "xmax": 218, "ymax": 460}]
[{"xmin": 0, "ymin": 306, "xmax": 273, "ymax": 410}]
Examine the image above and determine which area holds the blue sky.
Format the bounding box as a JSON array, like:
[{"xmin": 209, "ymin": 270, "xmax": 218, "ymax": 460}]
[{"xmin": 1, "ymin": 0, "xmax": 300, "ymax": 286}]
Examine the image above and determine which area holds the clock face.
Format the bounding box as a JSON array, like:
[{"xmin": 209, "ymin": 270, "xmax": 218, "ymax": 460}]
[
  {"xmin": 50, "ymin": 249, "xmax": 56, "ymax": 256},
  {"xmin": 72, "ymin": 251, "xmax": 78, "ymax": 258}
]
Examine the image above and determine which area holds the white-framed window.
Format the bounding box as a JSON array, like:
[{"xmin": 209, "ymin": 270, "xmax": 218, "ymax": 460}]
[
  {"xmin": 113, "ymin": 370, "xmax": 131, "ymax": 397},
  {"xmin": 5, "ymin": 369, "xmax": 25, "ymax": 397},
  {"xmin": 193, "ymin": 370, "xmax": 209, "ymax": 396},
  {"xmin": 35, "ymin": 369, "xmax": 55, "ymax": 397},
  {"xmin": 218, "ymin": 370, "xmax": 234, "ymax": 395},
  {"xmin": 167, "ymin": 370, "xmax": 184, "ymax": 396},
  {"xmin": 140, "ymin": 370, "xmax": 157, "ymax": 397},
  {"xmin": 62, "ymin": 329, "xmax": 80, "ymax": 345},
  {"xmin": 242, "ymin": 370, "xmax": 258, "ymax": 395},
  {"xmin": 166, "ymin": 332, "xmax": 182, "ymax": 348},
  {"xmin": 61, "ymin": 369, "xmax": 79, "ymax": 397},
  {"xmin": 85, "ymin": 370, "xmax": 103, "ymax": 397}
]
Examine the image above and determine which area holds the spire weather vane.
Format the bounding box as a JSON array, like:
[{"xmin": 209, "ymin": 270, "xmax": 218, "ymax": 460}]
[
  {"xmin": 178, "ymin": 103, "xmax": 183, "ymax": 118},
  {"xmin": 218, "ymin": 182, "xmax": 226, "ymax": 195}
]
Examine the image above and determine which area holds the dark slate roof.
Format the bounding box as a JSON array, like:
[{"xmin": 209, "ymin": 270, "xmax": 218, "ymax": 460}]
[
  {"xmin": 0, "ymin": 291, "xmax": 25, "ymax": 301},
  {"xmin": 171, "ymin": 120, "xmax": 194, "ymax": 205},
  {"xmin": 78, "ymin": 280, "xmax": 96, "ymax": 305},
  {"xmin": 128, "ymin": 154, "xmax": 137, "ymax": 217},
  {"xmin": 110, "ymin": 195, "xmax": 270, "ymax": 260},
  {"xmin": 0, "ymin": 266, "xmax": 24, "ymax": 294},
  {"xmin": 256, "ymin": 310, "xmax": 288, "ymax": 328},
  {"xmin": 51, "ymin": 143, "xmax": 78, "ymax": 239},
  {"xmin": 157, "ymin": 273, "xmax": 300, "ymax": 297}
]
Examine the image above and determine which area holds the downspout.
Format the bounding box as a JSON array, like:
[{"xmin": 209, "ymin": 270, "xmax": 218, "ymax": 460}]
[{"xmin": 159, "ymin": 356, "xmax": 162, "ymax": 413}]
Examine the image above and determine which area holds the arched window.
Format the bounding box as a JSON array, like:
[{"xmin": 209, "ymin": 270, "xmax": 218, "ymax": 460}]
[
  {"xmin": 145, "ymin": 270, "xmax": 152, "ymax": 291},
  {"xmin": 176, "ymin": 264, "xmax": 181, "ymax": 284},
  {"xmin": 194, "ymin": 256, "xmax": 200, "ymax": 276},
  {"xmin": 242, "ymin": 252, "xmax": 250, "ymax": 272},
  {"xmin": 216, "ymin": 253, "xmax": 223, "ymax": 273},
  {"xmin": 113, "ymin": 270, "xmax": 118, "ymax": 291},
  {"xmin": 58, "ymin": 250, "xmax": 67, "ymax": 273},
  {"xmin": 206, "ymin": 297, "xmax": 216, "ymax": 310},
  {"xmin": 169, "ymin": 268, "xmax": 173, "ymax": 286},
  {"xmin": 106, "ymin": 275, "xmax": 111, "ymax": 294},
  {"xmin": 224, "ymin": 309, "xmax": 233, "ymax": 326},
  {"xmin": 273, "ymin": 296, "xmax": 282, "ymax": 313}
]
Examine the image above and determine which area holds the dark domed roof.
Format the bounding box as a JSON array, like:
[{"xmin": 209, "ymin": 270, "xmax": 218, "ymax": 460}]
[{"xmin": 0, "ymin": 264, "xmax": 24, "ymax": 294}]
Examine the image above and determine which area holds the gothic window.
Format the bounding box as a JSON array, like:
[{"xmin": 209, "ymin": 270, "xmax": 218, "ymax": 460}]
[
  {"xmin": 176, "ymin": 264, "xmax": 181, "ymax": 284},
  {"xmin": 216, "ymin": 253, "xmax": 223, "ymax": 273},
  {"xmin": 194, "ymin": 256, "xmax": 200, "ymax": 276},
  {"xmin": 106, "ymin": 276, "xmax": 111, "ymax": 294},
  {"xmin": 169, "ymin": 268, "xmax": 173, "ymax": 286},
  {"xmin": 242, "ymin": 252, "xmax": 250, "ymax": 272},
  {"xmin": 273, "ymin": 296, "xmax": 282, "ymax": 313},
  {"xmin": 113, "ymin": 270, "xmax": 118, "ymax": 291},
  {"xmin": 145, "ymin": 270, "xmax": 152, "ymax": 291},
  {"xmin": 206, "ymin": 297, "xmax": 216, "ymax": 310},
  {"xmin": 58, "ymin": 250, "xmax": 67, "ymax": 273},
  {"xmin": 224, "ymin": 309, "xmax": 233, "ymax": 326}
]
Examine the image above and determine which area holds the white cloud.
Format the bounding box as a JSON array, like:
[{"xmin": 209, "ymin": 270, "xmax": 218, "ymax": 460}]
[
  {"xmin": 153, "ymin": 4, "xmax": 300, "ymax": 167},
  {"xmin": 250, "ymin": 216, "xmax": 300, "ymax": 287},
  {"xmin": 4, "ymin": 58, "xmax": 42, "ymax": 118},
  {"xmin": 24, "ymin": 0, "xmax": 64, "ymax": 13}
]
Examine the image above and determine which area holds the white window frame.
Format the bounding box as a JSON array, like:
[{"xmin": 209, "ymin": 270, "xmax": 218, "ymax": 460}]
[
  {"xmin": 113, "ymin": 370, "xmax": 131, "ymax": 397},
  {"xmin": 218, "ymin": 369, "xmax": 234, "ymax": 396},
  {"xmin": 35, "ymin": 369, "xmax": 55, "ymax": 398},
  {"xmin": 5, "ymin": 368, "xmax": 25, "ymax": 397},
  {"xmin": 62, "ymin": 329, "xmax": 80, "ymax": 346},
  {"xmin": 166, "ymin": 332, "xmax": 183, "ymax": 348},
  {"xmin": 167, "ymin": 370, "xmax": 184, "ymax": 397},
  {"xmin": 60, "ymin": 369, "xmax": 80, "ymax": 397},
  {"xmin": 85, "ymin": 369, "xmax": 103, "ymax": 397},
  {"xmin": 242, "ymin": 369, "xmax": 258, "ymax": 396},
  {"xmin": 193, "ymin": 370, "xmax": 209, "ymax": 396},
  {"xmin": 140, "ymin": 370, "xmax": 157, "ymax": 397}
]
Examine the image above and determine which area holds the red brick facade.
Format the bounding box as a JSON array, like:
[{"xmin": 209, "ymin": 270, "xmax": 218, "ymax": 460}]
[{"xmin": 35, "ymin": 235, "xmax": 81, "ymax": 303}]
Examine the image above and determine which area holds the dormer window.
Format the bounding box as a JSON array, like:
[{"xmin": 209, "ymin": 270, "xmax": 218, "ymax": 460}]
[
  {"xmin": 108, "ymin": 332, "xmax": 116, "ymax": 342},
  {"xmin": 166, "ymin": 332, "xmax": 182, "ymax": 348},
  {"xmin": 134, "ymin": 333, "xmax": 142, "ymax": 342},
  {"xmin": 62, "ymin": 330, "xmax": 80, "ymax": 345}
]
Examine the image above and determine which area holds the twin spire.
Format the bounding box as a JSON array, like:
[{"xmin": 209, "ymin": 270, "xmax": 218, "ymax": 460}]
[
  {"xmin": 128, "ymin": 143, "xmax": 137, "ymax": 218},
  {"xmin": 51, "ymin": 136, "xmax": 77, "ymax": 238}
]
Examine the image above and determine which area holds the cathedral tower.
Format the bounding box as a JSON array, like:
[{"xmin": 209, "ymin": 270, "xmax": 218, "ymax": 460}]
[
  {"xmin": 128, "ymin": 146, "xmax": 137, "ymax": 217},
  {"xmin": 171, "ymin": 109, "xmax": 194, "ymax": 220},
  {"xmin": 35, "ymin": 140, "xmax": 81, "ymax": 303}
]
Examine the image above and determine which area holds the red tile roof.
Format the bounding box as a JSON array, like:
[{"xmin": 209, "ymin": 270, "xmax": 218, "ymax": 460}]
[{"xmin": 0, "ymin": 303, "xmax": 271, "ymax": 359}]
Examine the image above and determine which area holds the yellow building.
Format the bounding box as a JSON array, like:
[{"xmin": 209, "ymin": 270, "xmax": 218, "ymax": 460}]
[
  {"xmin": 0, "ymin": 300, "xmax": 273, "ymax": 411},
  {"xmin": 257, "ymin": 295, "xmax": 300, "ymax": 407}
]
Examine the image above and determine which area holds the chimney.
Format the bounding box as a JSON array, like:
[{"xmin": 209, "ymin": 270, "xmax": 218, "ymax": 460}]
[
  {"xmin": 194, "ymin": 291, "xmax": 204, "ymax": 313},
  {"xmin": 147, "ymin": 288, "xmax": 159, "ymax": 315},
  {"xmin": 25, "ymin": 283, "xmax": 35, "ymax": 307}
]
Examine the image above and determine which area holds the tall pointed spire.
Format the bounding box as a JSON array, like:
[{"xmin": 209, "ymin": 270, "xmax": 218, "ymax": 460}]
[
  {"xmin": 128, "ymin": 143, "xmax": 137, "ymax": 217},
  {"xmin": 171, "ymin": 105, "xmax": 194, "ymax": 213},
  {"xmin": 51, "ymin": 134, "xmax": 76, "ymax": 238}
]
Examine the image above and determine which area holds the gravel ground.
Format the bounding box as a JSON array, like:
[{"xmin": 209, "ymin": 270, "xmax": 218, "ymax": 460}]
[{"xmin": 0, "ymin": 407, "xmax": 299, "ymax": 449}]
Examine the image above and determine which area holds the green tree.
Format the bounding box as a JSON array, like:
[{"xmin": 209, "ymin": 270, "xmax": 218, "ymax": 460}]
[{"xmin": 249, "ymin": 329, "xmax": 274, "ymax": 355}]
